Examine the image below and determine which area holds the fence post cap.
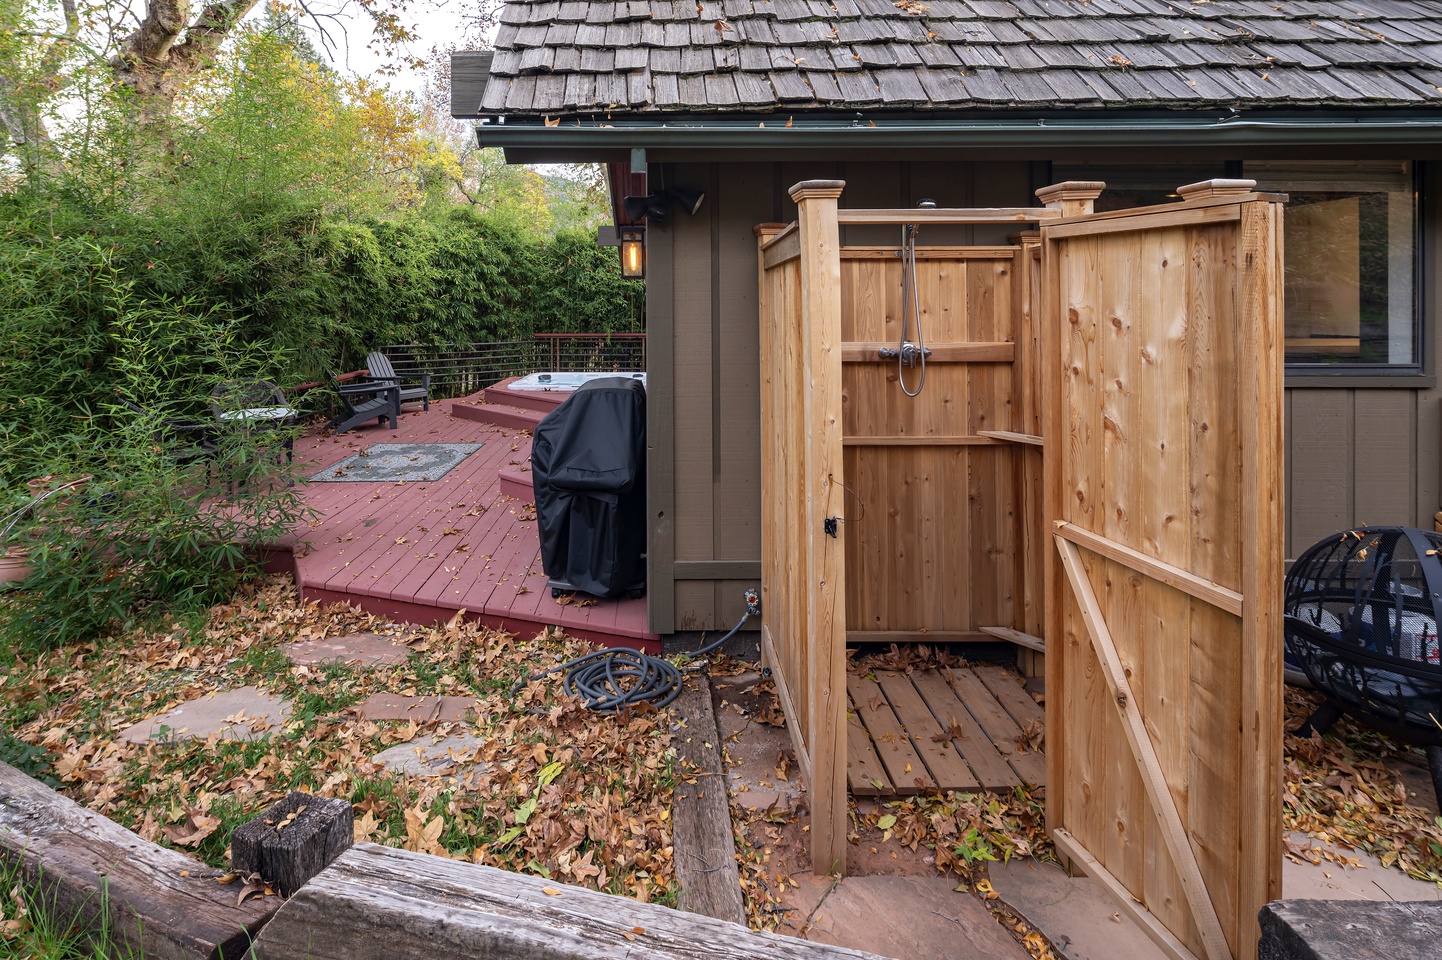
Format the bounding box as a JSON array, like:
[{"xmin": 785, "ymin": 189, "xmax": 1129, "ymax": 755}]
[{"xmin": 788, "ymin": 180, "xmax": 846, "ymax": 202}]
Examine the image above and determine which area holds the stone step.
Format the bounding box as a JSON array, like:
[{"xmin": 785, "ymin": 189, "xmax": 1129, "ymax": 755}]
[
  {"xmin": 484, "ymin": 380, "xmax": 567, "ymax": 414},
  {"xmin": 450, "ymin": 399, "xmax": 543, "ymax": 431},
  {"xmin": 497, "ymin": 463, "xmax": 534, "ymax": 502}
]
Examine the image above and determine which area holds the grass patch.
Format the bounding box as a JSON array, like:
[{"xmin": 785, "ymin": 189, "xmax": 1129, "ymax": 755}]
[
  {"xmin": 0, "ymin": 577, "xmax": 678, "ymax": 902},
  {"xmin": 0, "ymin": 861, "xmax": 144, "ymax": 960}
]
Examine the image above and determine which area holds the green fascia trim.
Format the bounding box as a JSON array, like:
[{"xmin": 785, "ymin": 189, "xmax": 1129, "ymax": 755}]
[{"xmin": 475, "ymin": 115, "xmax": 1442, "ymax": 149}]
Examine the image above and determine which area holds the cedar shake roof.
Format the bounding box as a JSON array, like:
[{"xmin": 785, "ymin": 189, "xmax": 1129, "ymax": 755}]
[{"xmin": 476, "ymin": 0, "xmax": 1442, "ymax": 117}]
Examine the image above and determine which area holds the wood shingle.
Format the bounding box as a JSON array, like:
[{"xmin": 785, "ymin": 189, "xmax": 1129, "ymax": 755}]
[{"xmin": 472, "ymin": 0, "xmax": 1442, "ymax": 116}]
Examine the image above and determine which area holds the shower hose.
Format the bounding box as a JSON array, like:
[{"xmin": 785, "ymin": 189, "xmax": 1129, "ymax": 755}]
[{"xmin": 509, "ymin": 600, "xmax": 758, "ymax": 714}]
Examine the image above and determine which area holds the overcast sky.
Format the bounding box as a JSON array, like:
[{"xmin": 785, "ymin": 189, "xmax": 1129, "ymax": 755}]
[{"xmin": 297, "ymin": 0, "xmax": 487, "ymax": 99}]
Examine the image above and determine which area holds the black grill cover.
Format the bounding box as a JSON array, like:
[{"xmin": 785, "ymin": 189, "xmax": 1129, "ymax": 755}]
[{"xmin": 531, "ymin": 377, "xmax": 646, "ymax": 598}]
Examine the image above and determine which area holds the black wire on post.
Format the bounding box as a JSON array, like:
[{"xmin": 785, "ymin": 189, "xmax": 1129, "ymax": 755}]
[{"xmin": 510, "ymin": 594, "xmax": 759, "ymax": 715}]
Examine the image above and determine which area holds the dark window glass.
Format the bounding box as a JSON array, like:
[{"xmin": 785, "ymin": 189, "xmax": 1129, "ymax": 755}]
[{"xmin": 1052, "ymin": 161, "xmax": 1421, "ymax": 371}]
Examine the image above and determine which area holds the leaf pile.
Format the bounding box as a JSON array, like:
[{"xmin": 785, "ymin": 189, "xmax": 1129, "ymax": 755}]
[
  {"xmin": 0, "ymin": 576, "xmax": 677, "ymax": 905},
  {"xmin": 847, "ymin": 642, "xmax": 966, "ymax": 675},
  {"xmin": 1282, "ymin": 687, "xmax": 1442, "ymax": 884}
]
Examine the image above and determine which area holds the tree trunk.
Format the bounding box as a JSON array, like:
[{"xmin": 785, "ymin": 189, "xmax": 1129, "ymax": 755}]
[{"xmin": 109, "ymin": 0, "xmax": 261, "ymax": 124}]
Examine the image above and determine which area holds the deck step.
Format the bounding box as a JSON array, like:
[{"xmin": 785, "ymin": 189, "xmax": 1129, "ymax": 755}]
[
  {"xmin": 484, "ymin": 381, "xmax": 568, "ymax": 414},
  {"xmin": 450, "ymin": 399, "xmax": 544, "ymax": 431},
  {"xmin": 497, "ymin": 463, "xmax": 534, "ymax": 502}
]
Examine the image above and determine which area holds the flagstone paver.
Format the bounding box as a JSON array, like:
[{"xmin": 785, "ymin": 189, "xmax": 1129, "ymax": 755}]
[
  {"xmin": 1280, "ymin": 832, "xmax": 1442, "ymax": 902},
  {"xmin": 118, "ymin": 686, "xmax": 292, "ymax": 745},
  {"xmin": 372, "ymin": 733, "xmax": 490, "ymax": 779},
  {"xmin": 802, "ymin": 875, "xmax": 1028, "ymax": 959},
  {"xmin": 285, "ymin": 632, "xmax": 411, "ymax": 667},
  {"xmin": 353, "ymin": 693, "xmax": 479, "ymax": 724}
]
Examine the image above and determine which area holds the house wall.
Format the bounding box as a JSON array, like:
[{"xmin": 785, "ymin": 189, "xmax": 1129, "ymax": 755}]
[
  {"xmin": 1286, "ymin": 165, "xmax": 1442, "ymax": 558},
  {"xmin": 645, "ymin": 160, "xmax": 1441, "ymax": 635}
]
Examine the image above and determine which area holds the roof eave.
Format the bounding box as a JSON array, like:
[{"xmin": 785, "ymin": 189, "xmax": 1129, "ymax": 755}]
[{"xmin": 476, "ymin": 112, "xmax": 1442, "ymax": 153}]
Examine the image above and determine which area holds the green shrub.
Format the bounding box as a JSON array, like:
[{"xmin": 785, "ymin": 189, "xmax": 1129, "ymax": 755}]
[{"xmin": 0, "ymin": 281, "xmax": 310, "ymax": 655}]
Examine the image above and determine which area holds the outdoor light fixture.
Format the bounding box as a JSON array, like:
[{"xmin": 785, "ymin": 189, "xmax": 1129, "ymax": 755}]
[
  {"xmin": 620, "ymin": 227, "xmax": 645, "ymax": 278},
  {"xmin": 667, "ymin": 186, "xmax": 706, "ymax": 217},
  {"xmin": 622, "ymin": 186, "xmax": 706, "ymax": 225}
]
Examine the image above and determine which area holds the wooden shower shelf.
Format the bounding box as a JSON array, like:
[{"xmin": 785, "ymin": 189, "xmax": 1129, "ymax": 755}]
[
  {"xmin": 843, "ymin": 435, "xmax": 1004, "ymax": 447},
  {"xmin": 977, "ymin": 430, "xmax": 1044, "ymax": 446},
  {"xmin": 978, "ymin": 625, "xmax": 1046, "ymax": 653},
  {"xmin": 847, "ymin": 666, "xmax": 1046, "ymax": 796}
]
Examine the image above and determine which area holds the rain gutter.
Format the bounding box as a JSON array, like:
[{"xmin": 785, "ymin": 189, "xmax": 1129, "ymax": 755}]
[{"xmin": 475, "ymin": 114, "xmax": 1442, "ymax": 150}]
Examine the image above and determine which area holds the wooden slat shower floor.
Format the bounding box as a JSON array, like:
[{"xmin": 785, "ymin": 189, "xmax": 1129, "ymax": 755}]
[{"xmin": 846, "ymin": 665, "xmax": 1045, "ymax": 796}]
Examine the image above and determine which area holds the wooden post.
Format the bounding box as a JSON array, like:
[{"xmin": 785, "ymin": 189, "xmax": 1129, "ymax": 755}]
[
  {"xmin": 1235, "ymin": 193, "xmax": 1286, "ymax": 955},
  {"xmin": 231, "ymin": 791, "xmax": 354, "ymax": 898},
  {"xmin": 1035, "ymin": 178, "xmax": 1103, "ymax": 852},
  {"xmin": 789, "ymin": 179, "xmax": 847, "ymax": 876},
  {"xmin": 1035, "ymin": 181, "xmax": 1106, "ymax": 218}
]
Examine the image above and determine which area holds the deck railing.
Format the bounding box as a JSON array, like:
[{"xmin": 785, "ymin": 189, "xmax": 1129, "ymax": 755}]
[{"xmin": 377, "ymin": 334, "xmax": 645, "ymax": 399}]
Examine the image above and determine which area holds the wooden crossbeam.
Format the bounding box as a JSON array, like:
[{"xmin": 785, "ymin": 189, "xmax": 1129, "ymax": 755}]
[
  {"xmin": 1054, "ymin": 521, "xmax": 1243, "ymax": 617},
  {"xmin": 1052, "ymin": 829, "xmax": 1202, "ymax": 960},
  {"xmin": 1055, "ymin": 535, "xmax": 1234, "ymax": 960},
  {"xmin": 761, "ymin": 625, "xmax": 813, "ymax": 787},
  {"xmin": 762, "ymin": 228, "xmax": 801, "ymax": 269},
  {"xmin": 840, "ymin": 341, "xmax": 1015, "ymax": 363},
  {"xmin": 976, "ymin": 430, "xmax": 1044, "ymax": 447},
  {"xmin": 837, "ymin": 207, "xmax": 1061, "ymax": 225}
]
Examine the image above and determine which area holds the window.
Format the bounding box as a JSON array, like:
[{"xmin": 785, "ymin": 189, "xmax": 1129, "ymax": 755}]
[
  {"xmin": 1052, "ymin": 160, "xmax": 1423, "ymax": 375},
  {"xmin": 1246, "ymin": 161, "xmax": 1419, "ymax": 370}
]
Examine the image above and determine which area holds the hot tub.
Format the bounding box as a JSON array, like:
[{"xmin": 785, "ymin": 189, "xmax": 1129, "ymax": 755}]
[{"xmin": 508, "ymin": 372, "xmax": 646, "ymax": 392}]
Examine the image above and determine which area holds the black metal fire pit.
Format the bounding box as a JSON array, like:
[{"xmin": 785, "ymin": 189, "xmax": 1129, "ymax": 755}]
[{"xmin": 1283, "ymin": 526, "xmax": 1442, "ymax": 805}]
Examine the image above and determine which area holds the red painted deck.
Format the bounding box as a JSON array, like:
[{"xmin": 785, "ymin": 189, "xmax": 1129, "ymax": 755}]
[{"xmin": 278, "ymin": 389, "xmax": 658, "ymax": 652}]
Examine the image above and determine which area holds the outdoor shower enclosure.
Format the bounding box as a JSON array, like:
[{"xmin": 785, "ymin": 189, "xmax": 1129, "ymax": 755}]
[{"xmin": 757, "ymin": 180, "xmax": 1285, "ymax": 960}]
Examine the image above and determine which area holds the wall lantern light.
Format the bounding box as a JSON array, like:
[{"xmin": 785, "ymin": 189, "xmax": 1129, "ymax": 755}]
[{"xmin": 620, "ymin": 227, "xmax": 645, "ymax": 279}]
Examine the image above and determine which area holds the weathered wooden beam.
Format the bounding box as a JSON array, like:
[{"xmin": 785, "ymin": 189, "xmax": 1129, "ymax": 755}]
[
  {"xmin": 1257, "ymin": 900, "xmax": 1442, "ymax": 960},
  {"xmin": 0, "ymin": 761, "xmax": 277, "ymax": 960},
  {"xmin": 251, "ymin": 842, "xmax": 886, "ymax": 960},
  {"xmin": 670, "ymin": 680, "xmax": 746, "ymax": 926},
  {"xmin": 231, "ymin": 791, "xmax": 353, "ymax": 897}
]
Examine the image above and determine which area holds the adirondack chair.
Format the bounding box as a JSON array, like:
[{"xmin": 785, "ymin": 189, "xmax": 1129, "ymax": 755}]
[
  {"xmin": 328, "ymin": 375, "xmax": 401, "ymax": 435},
  {"xmin": 364, "ymin": 352, "xmax": 430, "ymax": 411}
]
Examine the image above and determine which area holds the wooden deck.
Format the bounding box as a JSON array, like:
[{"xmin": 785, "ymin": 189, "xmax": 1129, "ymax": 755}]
[
  {"xmin": 280, "ymin": 391, "xmax": 658, "ymax": 652},
  {"xmin": 847, "ymin": 665, "xmax": 1045, "ymax": 796}
]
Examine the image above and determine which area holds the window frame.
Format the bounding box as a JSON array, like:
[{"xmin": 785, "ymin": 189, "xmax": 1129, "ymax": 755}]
[{"xmin": 1273, "ymin": 161, "xmax": 1429, "ymax": 388}]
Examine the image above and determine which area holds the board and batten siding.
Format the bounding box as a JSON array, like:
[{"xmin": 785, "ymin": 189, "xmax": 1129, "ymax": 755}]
[{"xmin": 646, "ymin": 160, "xmax": 1441, "ymax": 634}]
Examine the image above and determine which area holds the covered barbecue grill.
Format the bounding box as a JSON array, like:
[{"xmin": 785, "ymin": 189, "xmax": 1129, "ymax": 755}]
[
  {"xmin": 530, "ymin": 377, "xmax": 647, "ymax": 599},
  {"xmin": 1283, "ymin": 526, "xmax": 1442, "ymax": 803}
]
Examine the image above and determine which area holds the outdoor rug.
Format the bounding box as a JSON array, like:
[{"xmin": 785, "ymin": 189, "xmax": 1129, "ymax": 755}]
[{"xmin": 311, "ymin": 443, "xmax": 484, "ymax": 483}]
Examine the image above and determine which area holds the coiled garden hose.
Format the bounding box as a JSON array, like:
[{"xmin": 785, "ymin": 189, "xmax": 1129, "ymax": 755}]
[{"xmin": 511, "ymin": 591, "xmax": 759, "ymax": 715}]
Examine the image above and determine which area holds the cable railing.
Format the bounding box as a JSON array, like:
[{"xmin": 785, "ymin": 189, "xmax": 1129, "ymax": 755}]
[{"xmin": 378, "ymin": 334, "xmax": 646, "ymax": 399}]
